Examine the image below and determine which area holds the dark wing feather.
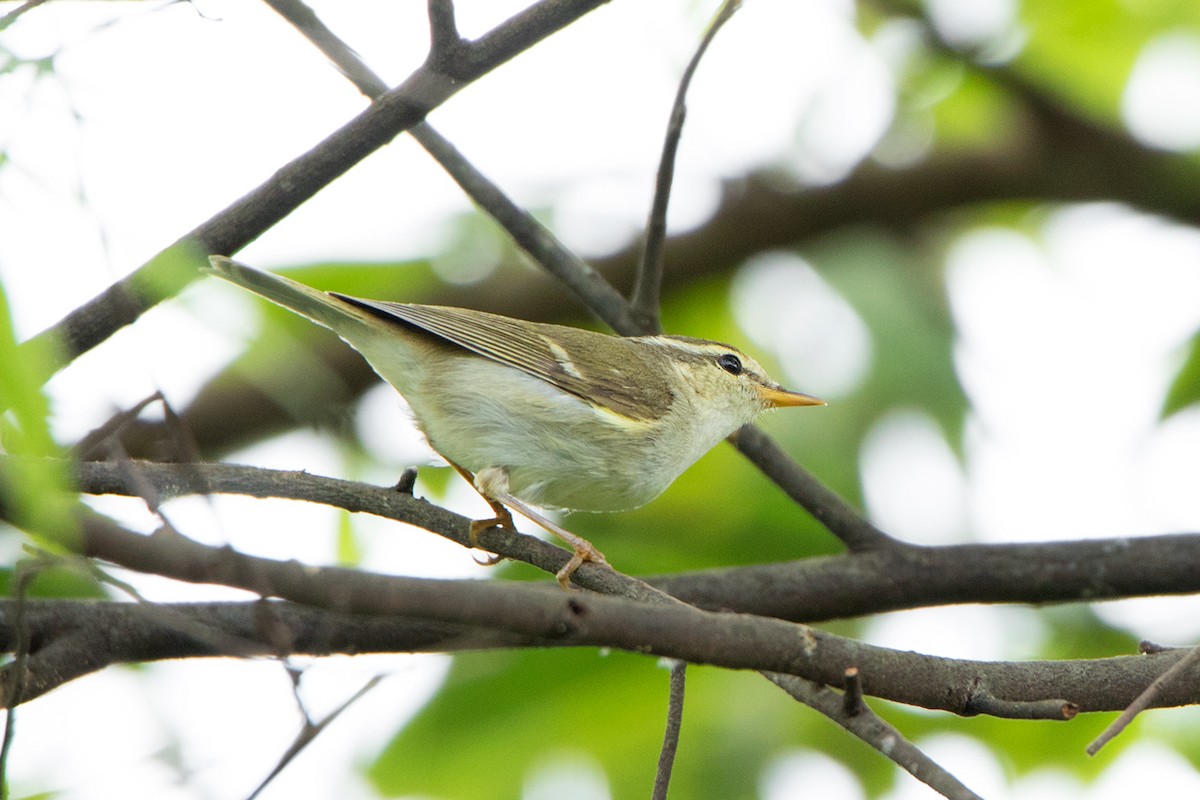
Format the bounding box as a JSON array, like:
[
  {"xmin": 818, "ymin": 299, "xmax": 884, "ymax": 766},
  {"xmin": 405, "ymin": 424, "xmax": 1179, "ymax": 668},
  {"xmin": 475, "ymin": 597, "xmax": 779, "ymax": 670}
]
[{"xmin": 330, "ymin": 296, "xmax": 675, "ymax": 420}]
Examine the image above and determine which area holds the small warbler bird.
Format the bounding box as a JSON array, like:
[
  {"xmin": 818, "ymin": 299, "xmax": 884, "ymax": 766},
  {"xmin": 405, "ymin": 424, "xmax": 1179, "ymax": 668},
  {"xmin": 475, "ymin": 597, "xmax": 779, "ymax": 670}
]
[{"xmin": 204, "ymin": 256, "xmax": 823, "ymax": 585}]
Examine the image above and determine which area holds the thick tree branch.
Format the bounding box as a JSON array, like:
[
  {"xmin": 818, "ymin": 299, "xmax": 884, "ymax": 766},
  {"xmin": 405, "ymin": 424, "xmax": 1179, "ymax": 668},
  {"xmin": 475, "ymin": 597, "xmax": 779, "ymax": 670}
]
[
  {"xmin": 653, "ymin": 535, "xmax": 1200, "ymax": 622},
  {"xmin": 50, "ymin": 457, "xmax": 1200, "ymax": 618},
  {"xmin": 0, "ymin": 594, "xmax": 985, "ymax": 798},
  {"xmin": 3, "ymin": 527, "xmax": 1197, "ymax": 718},
  {"xmin": 6, "ymin": 458, "xmax": 1189, "ymax": 717},
  {"xmin": 5, "ymin": 453, "xmax": 1194, "ymax": 795},
  {"xmin": 0, "ymin": 599, "xmax": 528, "ymax": 706}
]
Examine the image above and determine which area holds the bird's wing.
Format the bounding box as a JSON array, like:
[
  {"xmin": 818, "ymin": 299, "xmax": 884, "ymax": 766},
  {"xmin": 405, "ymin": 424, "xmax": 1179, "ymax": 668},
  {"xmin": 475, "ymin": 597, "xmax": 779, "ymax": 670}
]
[{"xmin": 330, "ymin": 296, "xmax": 674, "ymax": 421}]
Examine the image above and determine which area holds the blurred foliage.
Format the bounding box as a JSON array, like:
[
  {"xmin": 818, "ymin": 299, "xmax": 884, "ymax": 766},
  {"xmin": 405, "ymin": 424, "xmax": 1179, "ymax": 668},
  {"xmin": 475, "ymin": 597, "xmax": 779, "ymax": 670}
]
[
  {"xmin": 1163, "ymin": 330, "xmax": 1200, "ymax": 417},
  {"xmin": 1019, "ymin": 0, "xmax": 1195, "ymax": 117},
  {"xmin": 0, "ymin": 278, "xmax": 82, "ymax": 555},
  {"xmin": 370, "ymin": 649, "xmax": 904, "ymax": 799}
]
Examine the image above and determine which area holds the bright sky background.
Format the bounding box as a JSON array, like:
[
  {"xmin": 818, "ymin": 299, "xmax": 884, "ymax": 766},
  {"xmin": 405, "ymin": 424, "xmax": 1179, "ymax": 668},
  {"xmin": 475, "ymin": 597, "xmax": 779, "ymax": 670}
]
[{"xmin": 4, "ymin": 0, "xmax": 1200, "ymax": 798}]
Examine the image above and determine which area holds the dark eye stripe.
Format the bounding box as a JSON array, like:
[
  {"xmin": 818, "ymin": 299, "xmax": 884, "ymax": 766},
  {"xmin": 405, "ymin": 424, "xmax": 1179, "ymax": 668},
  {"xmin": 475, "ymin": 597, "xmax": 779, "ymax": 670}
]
[{"xmin": 717, "ymin": 353, "xmax": 743, "ymax": 375}]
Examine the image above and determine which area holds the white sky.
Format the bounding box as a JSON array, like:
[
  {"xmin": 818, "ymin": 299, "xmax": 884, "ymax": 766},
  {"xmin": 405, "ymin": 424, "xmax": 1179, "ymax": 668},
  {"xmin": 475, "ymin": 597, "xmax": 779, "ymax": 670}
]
[{"xmin": 3, "ymin": 1, "xmax": 1200, "ymax": 798}]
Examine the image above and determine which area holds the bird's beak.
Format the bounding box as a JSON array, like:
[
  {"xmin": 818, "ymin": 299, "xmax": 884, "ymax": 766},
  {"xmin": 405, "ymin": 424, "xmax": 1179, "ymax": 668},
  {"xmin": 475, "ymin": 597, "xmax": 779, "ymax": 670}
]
[{"xmin": 757, "ymin": 385, "xmax": 826, "ymax": 408}]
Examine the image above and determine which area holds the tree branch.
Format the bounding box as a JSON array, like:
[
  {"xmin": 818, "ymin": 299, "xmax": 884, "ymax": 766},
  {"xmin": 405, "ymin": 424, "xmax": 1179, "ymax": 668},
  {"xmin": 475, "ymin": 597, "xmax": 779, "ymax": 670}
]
[
  {"xmin": 33, "ymin": 456, "xmax": 1200, "ymax": 618},
  {"xmin": 260, "ymin": 0, "xmax": 390, "ymax": 97},
  {"xmin": 1, "ymin": 539, "xmax": 1196, "ymax": 718},
  {"xmin": 1088, "ymin": 643, "xmax": 1200, "ymax": 755},
  {"xmin": 262, "ymin": 0, "xmax": 647, "ymax": 336},
  {"xmin": 652, "ymin": 660, "xmax": 686, "ymax": 800},
  {"xmin": 766, "ymin": 673, "xmax": 984, "ymax": 800},
  {"xmin": 3, "ymin": 456, "xmax": 1196, "ymax": 719},
  {"xmin": 0, "ymin": 598, "xmax": 529, "ymax": 706},
  {"xmin": 731, "ymin": 425, "xmax": 896, "ymax": 551},
  {"xmin": 16, "ymin": 0, "xmax": 613, "ymax": 388},
  {"xmin": 632, "ymin": 0, "xmax": 742, "ymax": 333}
]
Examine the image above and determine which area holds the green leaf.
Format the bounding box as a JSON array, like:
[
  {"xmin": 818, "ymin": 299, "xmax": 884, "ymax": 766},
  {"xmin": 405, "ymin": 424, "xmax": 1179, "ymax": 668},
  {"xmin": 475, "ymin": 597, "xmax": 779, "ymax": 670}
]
[
  {"xmin": 335, "ymin": 509, "xmax": 362, "ymax": 567},
  {"xmin": 1163, "ymin": 329, "xmax": 1200, "ymax": 417},
  {"xmin": 0, "ymin": 562, "xmax": 105, "ymax": 600},
  {"xmin": 0, "ymin": 277, "xmax": 80, "ymax": 552}
]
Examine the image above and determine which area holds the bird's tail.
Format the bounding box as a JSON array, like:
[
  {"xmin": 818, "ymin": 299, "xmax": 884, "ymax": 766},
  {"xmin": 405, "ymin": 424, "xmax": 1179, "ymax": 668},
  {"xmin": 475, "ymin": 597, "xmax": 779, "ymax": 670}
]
[{"xmin": 204, "ymin": 256, "xmax": 377, "ymax": 335}]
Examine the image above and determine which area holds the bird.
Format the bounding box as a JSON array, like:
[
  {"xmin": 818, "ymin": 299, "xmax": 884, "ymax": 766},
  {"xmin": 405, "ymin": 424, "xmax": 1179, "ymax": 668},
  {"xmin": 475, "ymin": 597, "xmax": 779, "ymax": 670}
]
[{"xmin": 204, "ymin": 256, "xmax": 823, "ymax": 586}]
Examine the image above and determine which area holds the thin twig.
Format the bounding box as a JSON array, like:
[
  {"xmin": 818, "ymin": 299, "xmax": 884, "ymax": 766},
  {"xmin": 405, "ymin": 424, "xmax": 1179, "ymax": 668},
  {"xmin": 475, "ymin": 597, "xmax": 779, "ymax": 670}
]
[
  {"xmin": 247, "ymin": 673, "xmax": 386, "ymax": 800},
  {"xmin": 38, "ymin": 455, "xmax": 1200, "ymax": 620},
  {"xmin": 425, "ymin": 0, "xmax": 464, "ymax": 68},
  {"xmin": 71, "ymin": 391, "xmax": 166, "ymax": 461},
  {"xmin": 652, "ymin": 660, "xmax": 687, "ymax": 800},
  {"xmin": 632, "ymin": 0, "xmax": 742, "ymax": 332},
  {"xmin": 263, "ymin": 0, "xmax": 643, "ymax": 335},
  {"xmin": 966, "ymin": 688, "xmax": 1076, "ymax": 721},
  {"xmin": 766, "ymin": 672, "xmax": 984, "ymax": 800},
  {"xmin": 412, "ymin": 123, "xmax": 645, "ymax": 334},
  {"xmin": 0, "ymin": 0, "xmax": 49, "ymax": 31},
  {"xmin": 17, "ymin": 0, "xmax": 612, "ymax": 387},
  {"xmin": 1088, "ymin": 643, "xmax": 1200, "ymax": 756},
  {"xmin": 731, "ymin": 425, "xmax": 896, "ymax": 551},
  {"xmin": 260, "ymin": 0, "xmax": 389, "ymax": 97},
  {"xmin": 842, "ymin": 666, "xmax": 864, "ymax": 716}
]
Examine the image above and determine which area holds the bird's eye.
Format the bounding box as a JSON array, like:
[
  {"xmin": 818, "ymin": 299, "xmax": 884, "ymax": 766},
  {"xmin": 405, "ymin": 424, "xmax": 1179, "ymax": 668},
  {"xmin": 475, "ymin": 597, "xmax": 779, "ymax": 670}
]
[{"xmin": 717, "ymin": 353, "xmax": 743, "ymax": 375}]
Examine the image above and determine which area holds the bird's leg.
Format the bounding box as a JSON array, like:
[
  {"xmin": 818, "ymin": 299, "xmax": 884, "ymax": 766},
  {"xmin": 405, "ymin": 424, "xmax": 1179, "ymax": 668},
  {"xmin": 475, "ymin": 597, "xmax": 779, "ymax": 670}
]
[
  {"xmin": 445, "ymin": 459, "xmax": 510, "ymax": 566},
  {"xmin": 474, "ymin": 466, "xmax": 608, "ymax": 589}
]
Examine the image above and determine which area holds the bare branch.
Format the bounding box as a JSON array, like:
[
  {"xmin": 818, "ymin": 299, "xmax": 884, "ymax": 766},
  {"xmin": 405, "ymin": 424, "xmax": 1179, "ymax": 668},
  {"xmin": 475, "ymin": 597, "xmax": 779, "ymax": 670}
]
[
  {"xmin": 25, "ymin": 456, "xmax": 1200, "ymax": 618},
  {"xmin": 967, "ymin": 690, "xmax": 1077, "ymax": 721},
  {"xmin": 41, "ymin": 510, "xmax": 1200, "ymax": 716},
  {"xmin": 1088, "ymin": 644, "xmax": 1200, "ymax": 756},
  {"xmin": 266, "ymin": 0, "xmax": 644, "ymax": 336},
  {"xmin": 652, "ymin": 661, "xmax": 687, "ymax": 800},
  {"xmin": 731, "ymin": 425, "xmax": 896, "ymax": 551},
  {"xmin": 632, "ymin": 0, "xmax": 741, "ymax": 332},
  {"xmin": 60, "ymin": 456, "xmax": 661, "ymax": 599},
  {"xmin": 842, "ymin": 666, "xmax": 864, "ymax": 716},
  {"xmin": 0, "ymin": 598, "xmax": 529, "ymax": 704},
  {"xmin": 16, "ymin": 0, "xmax": 613, "ymax": 387},
  {"xmin": 411, "ymin": 123, "xmax": 644, "ymax": 334},
  {"xmin": 248, "ymin": 673, "xmax": 386, "ymax": 800},
  {"xmin": 767, "ymin": 673, "xmax": 984, "ymax": 800},
  {"xmin": 0, "ymin": 0, "xmax": 49, "ymax": 31},
  {"xmin": 425, "ymin": 0, "xmax": 464, "ymax": 69},
  {"xmin": 261, "ymin": 0, "xmax": 390, "ymax": 97}
]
